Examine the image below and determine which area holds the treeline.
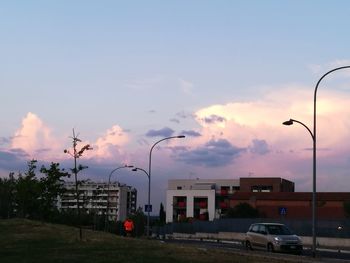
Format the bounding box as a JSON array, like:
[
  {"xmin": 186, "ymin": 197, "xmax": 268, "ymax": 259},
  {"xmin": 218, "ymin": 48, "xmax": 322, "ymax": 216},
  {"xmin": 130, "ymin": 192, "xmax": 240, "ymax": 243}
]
[
  {"xmin": 0, "ymin": 160, "xmax": 69, "ymax": 221},
  {"xmin": 0, "ymin": 159, "xmax": 102, "ymax": 226},
  {"xmin": 0, "ymin": 159, "xmax": 146, "ymax": 236}
]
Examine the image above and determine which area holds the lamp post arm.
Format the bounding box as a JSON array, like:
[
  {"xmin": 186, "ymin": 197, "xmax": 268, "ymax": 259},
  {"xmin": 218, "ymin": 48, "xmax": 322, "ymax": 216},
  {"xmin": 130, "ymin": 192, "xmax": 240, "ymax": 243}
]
[
  {"xmin": 314, "ymin": 66, "xmax": 350, "ymax": 140},
  {"xmin": 149, "ymin": 136, "xmax": 183, "ymax": 176},
  {"xmin": 134, "ymin": 167, "xmax": 150, "ymax": 179},
  {"xmin": 148, "ymin": 135, "xmax": 185, "ymax": 199},
  {"xmin": 108, "ymin": 166, "xmax": 125, "ymax": 185},
  {"xmin": 290, "ymin": 119, "xmax": 314, "ymax": 141}
]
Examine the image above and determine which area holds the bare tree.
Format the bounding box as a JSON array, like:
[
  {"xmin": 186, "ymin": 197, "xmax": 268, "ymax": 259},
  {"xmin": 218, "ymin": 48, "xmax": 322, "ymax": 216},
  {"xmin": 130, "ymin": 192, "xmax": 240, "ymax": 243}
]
[{"xmin": 64, "ymin": 129, "xmax": 92, "ymax": 240}]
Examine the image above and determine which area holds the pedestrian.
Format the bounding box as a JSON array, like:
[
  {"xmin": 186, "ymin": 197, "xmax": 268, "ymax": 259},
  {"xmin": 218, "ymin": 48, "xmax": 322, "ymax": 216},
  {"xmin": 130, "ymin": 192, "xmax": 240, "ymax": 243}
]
[{"xmin": 123, "ymin": 218, "xmax": 134, "ymax": 237}]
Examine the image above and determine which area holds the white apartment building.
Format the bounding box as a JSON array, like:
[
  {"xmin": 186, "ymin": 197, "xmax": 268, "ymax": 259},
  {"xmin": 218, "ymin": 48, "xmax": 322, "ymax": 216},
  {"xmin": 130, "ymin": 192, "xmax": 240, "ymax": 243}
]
[
  {"xmin": 166, "ymin": 179, "xmax": 240, "ymax": 223},
  {"xmin": 57, "ymin": 181, "xmax": 137, "ymax": 222}
]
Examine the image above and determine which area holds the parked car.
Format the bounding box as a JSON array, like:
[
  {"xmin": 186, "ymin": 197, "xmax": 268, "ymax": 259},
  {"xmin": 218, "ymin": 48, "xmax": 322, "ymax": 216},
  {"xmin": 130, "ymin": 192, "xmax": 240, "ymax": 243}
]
[{"xmin": 245, "ymin": 223, "xmax": 303, "ymax": 254}]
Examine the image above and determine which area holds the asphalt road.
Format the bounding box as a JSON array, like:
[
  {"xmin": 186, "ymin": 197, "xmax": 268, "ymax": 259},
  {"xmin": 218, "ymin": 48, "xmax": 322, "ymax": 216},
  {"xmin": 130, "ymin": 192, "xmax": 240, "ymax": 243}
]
[{"xmin": 164, "ymin": 238, "xmax": 350, "ymax": 262}]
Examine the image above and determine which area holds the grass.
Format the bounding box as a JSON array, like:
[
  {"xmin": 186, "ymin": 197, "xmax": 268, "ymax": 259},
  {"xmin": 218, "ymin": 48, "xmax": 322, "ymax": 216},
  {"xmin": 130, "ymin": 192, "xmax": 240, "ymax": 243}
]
[{"xmin": 0, "ymin": 219, "xmax": 304, "ymax": 263}]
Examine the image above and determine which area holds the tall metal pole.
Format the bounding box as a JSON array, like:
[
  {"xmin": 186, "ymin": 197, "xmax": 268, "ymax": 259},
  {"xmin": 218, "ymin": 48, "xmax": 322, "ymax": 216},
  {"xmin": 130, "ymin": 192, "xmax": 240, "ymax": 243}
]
[
  {"xmin": 283, "ymin": 118, "xmax": 314, "ymax": 252},
  {"xmin": 312, "ymin": 65, "xmax": 350, "ymax": 257},
  {"xmin": 105, "ymin": 165, "xmax": 133, "ymax": 231},
  {"xmin": 284, "ymin": 66, "xmax": 350, "ymax": 258},
  {"xmin": 132, "ymin": 167, "xmax": 150, "ymax": 235},
  {"xmin": 147, "ymin": 135, "xmax": 185, "ymax": 238}
]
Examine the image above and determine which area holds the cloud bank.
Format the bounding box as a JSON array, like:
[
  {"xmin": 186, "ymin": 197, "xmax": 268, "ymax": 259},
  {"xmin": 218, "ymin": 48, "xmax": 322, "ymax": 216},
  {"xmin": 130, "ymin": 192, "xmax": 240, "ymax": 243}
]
[{"xmin": 3, "ymin": 82, "xmax": 350, "ymax": 194}]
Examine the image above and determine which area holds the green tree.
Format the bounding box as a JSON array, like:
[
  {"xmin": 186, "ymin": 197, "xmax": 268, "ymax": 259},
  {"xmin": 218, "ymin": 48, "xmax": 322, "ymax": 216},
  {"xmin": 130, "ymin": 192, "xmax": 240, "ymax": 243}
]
[
  {"xmin": 15, "ymin": 160, "xmax": 41, "ymax": 218},
  {"xmin": 39, "ymin": 162, "xmax": 70, "ymax": 220},
  {"xmin": 226, "ymin": 203, "xmax": 260, "ymax": 218},
  {"xmin": 0, "ymin": 173, "xmax": 16, "ymax": 218},
  {"xmin": 159, "ymin": 203, "xmax": 166, "ymax": 225},
  {"xmin": 129, "ymin": 207, "xmax": 146, "ymax": 237}
]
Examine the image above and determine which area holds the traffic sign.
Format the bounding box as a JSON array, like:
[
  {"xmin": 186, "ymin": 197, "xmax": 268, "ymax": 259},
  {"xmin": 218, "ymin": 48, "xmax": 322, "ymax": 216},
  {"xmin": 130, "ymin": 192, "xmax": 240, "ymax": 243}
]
[
  {"xmin": 279, "ymin": 207, "xmax": 287, "ymax": 215},
  {"xmin": 145, "ymin": 204, "xmax": 152, "ymax": 212}
]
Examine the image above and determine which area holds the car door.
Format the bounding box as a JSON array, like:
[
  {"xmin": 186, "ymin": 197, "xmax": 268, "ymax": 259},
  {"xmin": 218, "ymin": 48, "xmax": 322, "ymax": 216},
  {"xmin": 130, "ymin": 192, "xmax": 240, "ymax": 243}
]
[
  {"xmin": 248, "ymin": 224, "xmax": 261, "ymax": 248},
  {"xmin": 255, "ymin": 224, "xmax": 268, "ymax": 249}
]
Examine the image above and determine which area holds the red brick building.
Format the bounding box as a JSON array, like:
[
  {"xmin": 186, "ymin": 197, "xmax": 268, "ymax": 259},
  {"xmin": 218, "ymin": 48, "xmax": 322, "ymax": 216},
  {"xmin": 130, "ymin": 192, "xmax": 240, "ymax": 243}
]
[
  {"xmin": 230, "ymin": 178, "xmax": 350, "ymax": 219},
  {"xmin": 239, "ymin": 177, "xmax": 295, "ymax": 192},
  {"xmin": 166, "ymin": 177, "xmax": 350, "ymax": 222}
]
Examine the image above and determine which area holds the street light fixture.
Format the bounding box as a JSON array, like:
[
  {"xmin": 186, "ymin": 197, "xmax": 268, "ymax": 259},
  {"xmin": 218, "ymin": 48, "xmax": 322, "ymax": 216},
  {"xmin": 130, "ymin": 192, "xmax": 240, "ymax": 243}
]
[
  {"xmin": 283, "ymin": 65, "xmax": 350, "ymax": 258},
  {"xmin": 283, "ymin": 119, "xmax": 314, "ymax": 140},
  {"xmin": 105, "ymin": 164, "xmax": 133, "ymax": 231},
  {"xmin": 131, "ymin": 167, "xmax": 150, "ymax": 234},
  {"xmin": 143, "ymin": 135, "xmax": 186, "ymax": 238}
]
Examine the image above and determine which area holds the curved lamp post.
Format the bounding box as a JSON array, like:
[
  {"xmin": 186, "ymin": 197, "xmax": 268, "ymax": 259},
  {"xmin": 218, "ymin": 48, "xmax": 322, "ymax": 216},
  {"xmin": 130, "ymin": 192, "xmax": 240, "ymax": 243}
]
[
  {"xmin": 105, "ymin": 165, "xmax": 133, "ymax": 231},
  {"xmin": 142, "ymin": 135, "xmax": 186, "ymax": 238},
  {"xmin": 283, "ymin": 65, "xmax": 350, "ymax": 258},
  {"xmin": 131, "ymin": 167, "xmax": 150, "ymax": 235}
]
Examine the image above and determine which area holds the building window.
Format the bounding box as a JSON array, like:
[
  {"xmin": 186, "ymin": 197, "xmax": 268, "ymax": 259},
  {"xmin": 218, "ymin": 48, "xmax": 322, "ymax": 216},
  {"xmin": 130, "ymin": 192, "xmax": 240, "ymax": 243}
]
[
  {"xmin": 251, "ymin": 185, "xmax": 273, "ymax": 192},
  {"xmin": 220, "ymin": 186, "xmax": 230, "ymax": 195},
  {"xmin": 177, "ymin": 186, "xmax": 182, "ymax": 190}
]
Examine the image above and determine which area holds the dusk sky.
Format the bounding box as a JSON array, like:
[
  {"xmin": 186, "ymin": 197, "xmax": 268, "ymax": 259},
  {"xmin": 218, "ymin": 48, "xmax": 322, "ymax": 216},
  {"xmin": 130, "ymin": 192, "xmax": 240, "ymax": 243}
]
[{"xmin": 2, "ymin": 1, "xmax": 350, "ymax": 212}]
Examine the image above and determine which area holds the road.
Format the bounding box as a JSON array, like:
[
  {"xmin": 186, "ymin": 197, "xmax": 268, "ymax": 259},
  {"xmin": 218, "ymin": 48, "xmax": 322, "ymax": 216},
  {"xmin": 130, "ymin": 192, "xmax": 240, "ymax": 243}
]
[{"xmin": 164, "ymin": 238, "xmax": 350, "ymax": 262}]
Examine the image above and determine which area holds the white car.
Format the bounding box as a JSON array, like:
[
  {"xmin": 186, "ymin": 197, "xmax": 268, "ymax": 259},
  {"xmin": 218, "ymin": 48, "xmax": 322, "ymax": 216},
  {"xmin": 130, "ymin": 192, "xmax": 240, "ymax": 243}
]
[{"xmin": 245, "ymin": 223, "xmax": 303, "ymax": 254}]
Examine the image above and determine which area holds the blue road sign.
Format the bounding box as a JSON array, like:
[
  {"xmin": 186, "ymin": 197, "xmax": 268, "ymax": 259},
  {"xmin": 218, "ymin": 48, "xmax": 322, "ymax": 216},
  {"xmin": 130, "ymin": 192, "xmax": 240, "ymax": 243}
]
[
  {"xmin": 145, "ymin": 204, "xmax": 152, "ymax": 212},
  {"xmin": 279, "ymin": 207, "xmax": 287, "ymax": 215}
]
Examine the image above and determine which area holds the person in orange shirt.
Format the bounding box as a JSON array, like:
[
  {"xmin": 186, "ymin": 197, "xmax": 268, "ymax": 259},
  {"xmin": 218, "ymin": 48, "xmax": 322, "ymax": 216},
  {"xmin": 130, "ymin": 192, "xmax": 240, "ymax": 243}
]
[{"xmin": 123, "ymin": 218, "xmax": 134, "ymax": 237}]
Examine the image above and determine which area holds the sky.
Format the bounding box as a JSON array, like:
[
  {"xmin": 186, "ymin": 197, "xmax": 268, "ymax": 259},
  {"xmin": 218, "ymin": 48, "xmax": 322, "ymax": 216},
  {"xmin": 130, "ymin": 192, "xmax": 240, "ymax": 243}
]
[{"xmin": 2, "ymin": 0, "xmax": 350, "ymax": 213}]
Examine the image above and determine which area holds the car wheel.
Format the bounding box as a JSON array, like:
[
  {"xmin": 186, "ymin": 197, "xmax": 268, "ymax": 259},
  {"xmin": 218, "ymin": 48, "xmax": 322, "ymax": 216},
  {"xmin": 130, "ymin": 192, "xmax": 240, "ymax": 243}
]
[
  {"xmin": 267, "ymin": 243, "xmax": 274, "ymax": 252},
  {"xmin": 245, "ymin": 241, "xmax": 252, "ymax": 250}
]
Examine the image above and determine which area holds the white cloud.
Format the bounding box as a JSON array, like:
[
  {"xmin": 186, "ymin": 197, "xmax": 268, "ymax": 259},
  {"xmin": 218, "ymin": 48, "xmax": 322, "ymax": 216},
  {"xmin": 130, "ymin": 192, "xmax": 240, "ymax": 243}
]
[
  {"xmin": 88, "ymin": 125, "xmax": 130, "ymax": 162},
  {"xmin": 188, "ymin": 86, "xmax": 350, "ymax": 190}
]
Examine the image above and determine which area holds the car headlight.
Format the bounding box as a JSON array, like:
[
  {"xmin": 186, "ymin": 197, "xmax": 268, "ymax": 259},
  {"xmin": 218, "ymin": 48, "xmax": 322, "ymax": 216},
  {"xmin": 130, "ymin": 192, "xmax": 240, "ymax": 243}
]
[
  {"xmin": 273, "ymin": 237, "xmax": 282, "ymax": 244},
  {"xmin": 296, "ymin": 236, "xmax": 302, "ymax": 244}
]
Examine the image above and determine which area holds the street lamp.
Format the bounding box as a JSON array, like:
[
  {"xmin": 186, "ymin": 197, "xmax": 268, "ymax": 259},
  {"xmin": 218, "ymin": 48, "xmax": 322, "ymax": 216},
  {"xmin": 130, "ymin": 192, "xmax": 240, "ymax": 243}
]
[
  {"xmin": 142, "ymin": 135, "xmax": 186, "ymax": 238},
  {"xmin": 282, "ymin": 119, "xmax": 314, "ymax": 140},
  {"xmin": 283, "ymin": 118, "xmax": 315, "ymax": 253},
  {"xmin": 105, "ymin": 165, "xmax": 133, "ymax": 231},
  {"xmin": 131, "ymin": 167, "xmax": 150, "ymax": 234},
  {"xmin": 283, "ymin": 65, "xmax": 350, "ymax": 258}
]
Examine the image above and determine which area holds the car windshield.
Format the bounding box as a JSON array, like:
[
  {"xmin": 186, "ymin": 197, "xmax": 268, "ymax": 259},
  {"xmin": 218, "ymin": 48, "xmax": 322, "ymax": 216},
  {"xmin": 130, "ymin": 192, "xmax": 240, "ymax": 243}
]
[{"xmin": 266, "ymin": 225, "xmax": 292, "ymax": 235}]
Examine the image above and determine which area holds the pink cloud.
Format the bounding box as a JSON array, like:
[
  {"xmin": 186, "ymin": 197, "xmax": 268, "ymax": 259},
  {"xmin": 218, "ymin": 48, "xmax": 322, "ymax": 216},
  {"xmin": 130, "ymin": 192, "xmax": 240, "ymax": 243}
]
[
  {"xmin": 5, "ymin": 82, "xmax": 350, "ymax": 193},
  {"xmin": 11, "ymin": 112, "xmax": 62, "ymax": 160},
  {"xmin": 89, "ymin": 125, "xmax": 130, "ymax": 161},
  {"xmin": 8, "ymin": 113, "xmax": 132, "ymax": 165},
  {"xmin": 191, "ymin": 86, "xmax": 350, "ymax": 191}
]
